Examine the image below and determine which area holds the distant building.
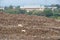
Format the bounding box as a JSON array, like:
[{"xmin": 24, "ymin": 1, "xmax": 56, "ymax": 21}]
[
  {"xmin": 20, "ymin": 6, "xmax": 57, "ymax": 12},
  {"xmin": 0, "ymin": 7, "xmax": 4, "ymax": 10},
  {"xmin": 20, "ymin": 6, "xmax": 45, "ymax": 12}
]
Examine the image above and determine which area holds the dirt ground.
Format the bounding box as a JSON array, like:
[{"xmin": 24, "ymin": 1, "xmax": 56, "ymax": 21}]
[{"xmin": 0, "ymin": 12, "xmax": 60, "ymax": 40}]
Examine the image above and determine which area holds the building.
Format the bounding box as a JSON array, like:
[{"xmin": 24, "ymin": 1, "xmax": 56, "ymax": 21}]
[
  {"xmin": 20, "ymin": 6, "xmax": 57, "ymax": 12},
  {"xmin": 0, "ymin": 7, "xmax": 4, "ymax": 10},
  {"xmin": 20, "ymin": 6, "xmax": 45, "ymax": 12}
]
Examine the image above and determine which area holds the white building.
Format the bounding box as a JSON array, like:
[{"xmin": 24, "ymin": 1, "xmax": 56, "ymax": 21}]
[
  {"xmin": 20, "ymin": 6, "xmax": 57, "ymax": 12},
  {"xmin": 20, "ymin": 6, "xmax": 45, "ymax": 12},
  {"xmin": 0, "ymin": 7, "xmax": 4, "ymax": 10}
]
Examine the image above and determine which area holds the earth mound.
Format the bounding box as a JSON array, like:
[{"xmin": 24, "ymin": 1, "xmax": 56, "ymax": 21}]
[{"xmin": 0, "ymin": 12, "xmax": 60, "ymax": 40}]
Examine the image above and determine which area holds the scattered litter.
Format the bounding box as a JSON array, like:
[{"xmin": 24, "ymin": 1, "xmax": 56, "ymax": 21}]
[
  {"xmin": 21, "ymin": 29, "xmax": 26, "ymax": 32},
  {"xmin": 18, "ymin": 24, "xmax": 23, "ymax": 27}
]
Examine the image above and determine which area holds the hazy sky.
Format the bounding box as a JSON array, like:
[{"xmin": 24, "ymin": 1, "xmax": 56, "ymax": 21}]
[{"xmin": 0, "ymin": 0, "xmax": 60, "ymax": 7}]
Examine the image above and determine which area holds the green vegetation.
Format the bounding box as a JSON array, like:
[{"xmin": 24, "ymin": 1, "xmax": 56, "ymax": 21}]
[
  {"xmin": 43, "ymin": 8, "xmax": 53, "ymax": 17},
  {"xmin": 0, "ymin": 5, "xmax": 60, "ymax": 19},
  {"xmin": 3, "ymin": 6, "xmax": 26, "ymax": 14}
]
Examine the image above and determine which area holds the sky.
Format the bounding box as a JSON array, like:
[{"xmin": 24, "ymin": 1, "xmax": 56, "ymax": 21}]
[{"xmin": 0, "ymin": 0, "xmax": 60, "ymax": 7}]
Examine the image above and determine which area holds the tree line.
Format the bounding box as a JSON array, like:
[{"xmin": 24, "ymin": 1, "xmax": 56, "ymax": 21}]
[{"xmin": 0, "ymin": 4, "xmax": 60, "ymax": 19}]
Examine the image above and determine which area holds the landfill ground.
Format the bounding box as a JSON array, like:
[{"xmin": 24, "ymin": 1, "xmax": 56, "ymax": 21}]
[{"xmin": 0, "ymin": 12, "xmax": 60, "ymax": 40}]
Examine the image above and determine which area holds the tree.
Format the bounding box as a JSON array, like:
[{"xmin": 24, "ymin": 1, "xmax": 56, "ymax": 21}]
[
  {"xmin": 20, "ymin": 10, "xmax": 27, "ymax": 14},
  {"xmin": 4, "ymin": 6, "xmax": 8, "ymax": 10},
  {"xmin": 51, "ymin": 4, "xmax": 60, "ymax": 8},
  {"xmin": 16, "ymin": 6, "xmax": 20, "ymax": 9},
  {"xmin": 9, "ymin": 5, "xmax": 13, "ymax": 9},
  {"xmin": 55, "ymin": 4, "xmax": 60, "ymax": 8},
  {"xmin": 0, "ymin": 9, "xmax": 3, "ymax": 12},
  {"xmin": 43, "ymin": 8, "xmax": 53, "ymax": 17},
  {"xmin": 32, "ymin": 10, "xmax": 43, "ymax": 16}
]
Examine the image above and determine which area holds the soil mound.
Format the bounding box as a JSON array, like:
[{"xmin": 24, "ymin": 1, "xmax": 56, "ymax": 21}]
[{"xmin": 0, "ymin": 12, "xmax": 60, "ymax": 40}]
